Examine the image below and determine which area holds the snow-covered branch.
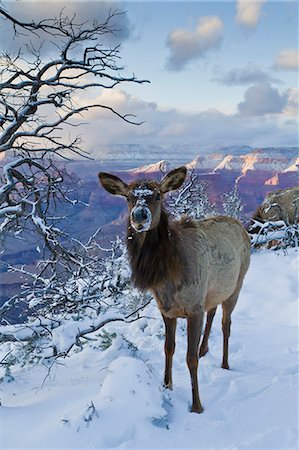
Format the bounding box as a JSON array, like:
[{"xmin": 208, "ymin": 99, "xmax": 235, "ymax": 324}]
[
  {"xmin": 0, "ymin": 6, "xmax": 149, "ymax": 266},
  {"xmin": 0, "ymin": 157, "xmax": 85, "ymax": 270},
  {"xmin": 167, "ymin": 169, "xmax": 218, "ymax": 220},
  {"xmin": 0, "ymin": 8, "xmax": 149, "ymax": 157},
  {"xmin": 248, "ymin": 219, "xmax": 299, "ymax": 250},
  {"xmin": 0, "ymin": 237, "xmax": 152, "ymax": 365}
]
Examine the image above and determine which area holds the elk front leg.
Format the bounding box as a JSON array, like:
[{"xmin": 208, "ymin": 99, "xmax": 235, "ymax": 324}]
[
  {"xmin": 187, "ymin": 313, "xmax": 204, "ymax": 413},
  {"xmin": 162, "ymin": 315, "xmax": 177, "ymax": 390},
  {"xmin": 221, "ymin": 289, "xmax": 240, "ymax": 370}
]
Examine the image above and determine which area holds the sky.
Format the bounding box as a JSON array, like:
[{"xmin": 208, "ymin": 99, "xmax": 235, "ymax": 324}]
[
  {"xmin": 122, "ymin": 1, "xmax": 297, "ymax": 111},
  {"xmin": 1, "ymin": 0, "xmax": 299, "ymax": 155}
]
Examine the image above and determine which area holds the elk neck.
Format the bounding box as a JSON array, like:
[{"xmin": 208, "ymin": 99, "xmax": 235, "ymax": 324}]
[{"xmin": 126, "ymin": 208, "xmax": 183, "ymax": 291}]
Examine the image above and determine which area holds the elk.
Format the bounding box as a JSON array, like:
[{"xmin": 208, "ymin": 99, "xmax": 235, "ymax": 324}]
[{"xmin": 99, "ymin": 167, "xmax": 251, "ymax": 413}]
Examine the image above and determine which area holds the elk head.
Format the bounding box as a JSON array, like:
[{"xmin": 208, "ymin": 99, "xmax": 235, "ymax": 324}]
[{"xmin": 98, "ymin": 167, "xmax": 187, "ymax": 233}]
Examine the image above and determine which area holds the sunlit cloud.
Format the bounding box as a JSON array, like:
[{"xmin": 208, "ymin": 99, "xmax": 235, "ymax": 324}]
[
  {"xmin": 166, "ymin": 16, "xmax": 224, "ymax": 71},
  {"xmin": 73, "ymin": 89, "xmax": 157, "ymax": 121},
  {"xmin": 283, "ymin": 88, "xmax": 299, "ymax": 117},
  {"xmin": 236, "ymin": 0, "xmax": 266, "ymax": 28},
  {"xmin": 274, "ymin": 49, "xmax": 299, "ymax": 71}
]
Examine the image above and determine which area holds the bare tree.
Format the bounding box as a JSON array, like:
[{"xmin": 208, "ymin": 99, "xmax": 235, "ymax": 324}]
[
  {"xmin": 0, "ymin": 6, "xmax": 155, "ymax": 377},
  {"xmin": 0, "ymin": 7, "xmax": 148, "ymax": 157},
  {"xmin": 0, "ymin": 5, "xmax": 148, "ymax": 266}
]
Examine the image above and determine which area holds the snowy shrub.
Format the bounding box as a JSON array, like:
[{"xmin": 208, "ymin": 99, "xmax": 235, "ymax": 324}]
[
  {"xmin": 222, "ymin": 184, "xmax": 245, "ymax": 221},
  {"xmin": 167, "ymin": 170, "xmax": 217, "ymax": 219},
  {"xmin": 167, "ymin": 170, "xmax": 247, "ymax": 222},
  {"xmin": 249, "ymin": 220, "xmax": 299, "ymax": 250},
  {"xmin": 0, "ymin": 236, "xmax": 152, "ymax": 373}
]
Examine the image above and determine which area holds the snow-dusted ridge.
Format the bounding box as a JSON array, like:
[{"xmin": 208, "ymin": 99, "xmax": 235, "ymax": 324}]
[
  {"xmin": 127, "ymin": 160, "xmax": 170, "ymax": 174},
  {"xmin": 0, "ymin": 249, "xmax": 298, "ymax": 449},
  {"xmin": 124, "ymin": 147, "xmax": 299, "ymax": 175},
  {"xmin": 283, "ymin": 156, "xmax": 299, "ymax": 173}
]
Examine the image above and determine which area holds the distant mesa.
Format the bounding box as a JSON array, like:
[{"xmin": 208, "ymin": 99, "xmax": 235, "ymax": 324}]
[
  {"xmin": 119, "ymin": 147, "xmax": 299, "ymax": 178},
  {"xmin": 205, "ymin": 148, "xmax": 299, "ymax": 176},
  {"xmin": 282, "ymin": 157, "xmax": 299, "ymax": 173},
  {"xmin": 265, "ymin": 174, "xmax": 280, "ymax": 186},
  {"xmin": 213, "ymin": 155, "xmax": 241, "ymax": 171},
  {"xmin": 127, "ymin": 160, "xmax": 170, "ymax": 174},
  {"xmin": 187, "ymin": 154, "xmax": 223, "ymax": 170}
]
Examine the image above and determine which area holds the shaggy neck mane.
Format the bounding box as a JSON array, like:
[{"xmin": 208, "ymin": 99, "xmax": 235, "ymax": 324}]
[{"xmin": 126, "ymin": 208, "xmax": 182, "ymax": 290}]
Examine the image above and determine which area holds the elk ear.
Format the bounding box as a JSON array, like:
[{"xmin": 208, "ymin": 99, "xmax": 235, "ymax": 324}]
[
  {"xmin": 98, "ymin": 172, "xmax": 128, "ymax": 196},
  {"xmin": 160, "ymin": 166, "xmax": 187, "ymax": 193}
]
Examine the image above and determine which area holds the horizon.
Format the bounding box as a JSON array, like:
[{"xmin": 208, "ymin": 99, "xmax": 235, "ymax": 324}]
[{"xmin": 1, "ymin": 144, "xmax": 299, "ymax": 169}]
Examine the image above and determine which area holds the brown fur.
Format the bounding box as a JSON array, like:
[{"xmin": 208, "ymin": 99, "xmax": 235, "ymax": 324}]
[{"xmin": 127, "ymin": 208, "xmax": 185, "ymax": 290}]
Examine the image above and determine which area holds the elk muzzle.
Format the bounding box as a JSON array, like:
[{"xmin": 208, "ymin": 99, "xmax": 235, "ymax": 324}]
[{"xmin": 130, "ymin": 202, "xmax": 152, "ymax": 232}]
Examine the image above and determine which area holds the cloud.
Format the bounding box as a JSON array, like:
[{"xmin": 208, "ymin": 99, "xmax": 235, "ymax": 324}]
[
  {"xmin": 166, "ymin": 16, "xmax": 224, "ymax": 71},
  {"xmin": 67, "ymin": 88, "xmax": 298, "ymax": 155},
  {"xmin": 159, "ymin": 122, "xmax": 189, "ymax": 137},
  {"xmin": 283, "ymin": 88, "xmax": 299, "ymax": 116},
  {"xmin": 238, "ymin": 83, "xmax": 288, "ymax": 116},
  {"xmin": 274, "ymin": 49, "xmax": 299, "ymax": 71},
  {"xmin": 214, "ymin": 65, "xmax": 281, "ymax": 86},
  {"xmin": 236, "ymin": 0, "xmax": 266, "ymax": 28},
  {"xmin": 73, "ymin": 88, "xmax": 157, "ymax": 121}
]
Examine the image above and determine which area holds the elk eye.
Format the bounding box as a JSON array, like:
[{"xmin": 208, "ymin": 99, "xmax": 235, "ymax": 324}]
[{"xmin": 156, "ymin": 192, "xmax": 161, "ymax": 200}]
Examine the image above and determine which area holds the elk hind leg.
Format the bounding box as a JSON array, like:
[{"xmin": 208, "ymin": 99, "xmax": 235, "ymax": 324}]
[
  {"xmin": 199, "ymin": 306, "xmax": 217, "ymax": 358},
  {"xmin": 163, "ymin": 315, "xmax": 177, "ymax": 390},
  {"xmin": 221, "ymin": 289, "xmax": 240, "ymax": 370},
  {"xmin": 187, "ymin": 313, "xmax": 204, "ymax": 413}
]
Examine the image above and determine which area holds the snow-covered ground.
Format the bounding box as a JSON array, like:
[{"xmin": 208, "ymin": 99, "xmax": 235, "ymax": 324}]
[{"xmin": 1, "ymin": 249, "xmax": 298, "ymax": 449}]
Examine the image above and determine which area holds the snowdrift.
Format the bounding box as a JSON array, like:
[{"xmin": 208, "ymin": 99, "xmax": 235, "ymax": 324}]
[{"xmin": 0, "ymin": 250, "xmax": 298, "ymax": 449}]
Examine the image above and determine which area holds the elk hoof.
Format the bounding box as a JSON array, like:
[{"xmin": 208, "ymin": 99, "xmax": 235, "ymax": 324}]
[
  {"xmin": 199, "ymin": 346, "xmax": 209, "ymax": 357},
  {"xmin": 221, "ymin": 362, "xmax": 230, "ymax": 370},
  {"xmin": 163, "ymin": 381, "xmax": 173, "ymax": 390},
  {"xmin": 190, "ymin": 404, "xmax": 204, "ymax": 414}
]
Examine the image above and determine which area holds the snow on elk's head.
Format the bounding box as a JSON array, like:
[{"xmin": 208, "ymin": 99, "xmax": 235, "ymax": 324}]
[{"xmin": 98, "ymin": 167, "xmax": 187, "ymax": 233}]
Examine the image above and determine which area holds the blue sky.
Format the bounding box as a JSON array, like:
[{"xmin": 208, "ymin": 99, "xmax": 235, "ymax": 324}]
[
  {"xmin": 120, "ymin": 1, "xmax": 298, "ymax": 112},
  {"xmin": 85, "ymin": 0, "xmax": 298, "ymax": 151},
  {"xmin": 3, "ymin": 1, "xmax": 299, "ymax": 153},
  {"xmin": 83, "ymin": 0, "xmax": 298, "ymax": 149}
]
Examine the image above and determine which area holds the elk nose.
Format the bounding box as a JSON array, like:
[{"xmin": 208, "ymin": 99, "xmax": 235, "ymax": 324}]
[{"xmin": 132, "ymin": 206, "xmax": 149, "ymax": 223}]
